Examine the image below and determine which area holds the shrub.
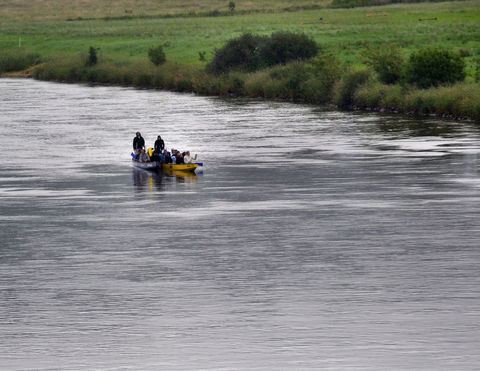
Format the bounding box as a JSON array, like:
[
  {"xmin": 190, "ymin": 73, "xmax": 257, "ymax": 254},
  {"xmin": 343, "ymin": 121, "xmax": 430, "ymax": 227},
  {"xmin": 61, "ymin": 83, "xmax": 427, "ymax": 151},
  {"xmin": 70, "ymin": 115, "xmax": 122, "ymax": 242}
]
[
  {"xmin": 353, "ymin": 82, "xmax": 407, "ymax": 112},
  {"xmin": 206, "ymin": 32, "xmax": 319, "ymax": 74},
  {"xmin": 403, "ymin": 90, "xmax": 437, "ymax": 115},
  {"xmin": 354, "ymin": 81, "xmax": 385, "ymax": 108},
  {"xmin": 175, "ymin": 77, "xmax": 194, "ymax": 92},
  {"xmin": 276, "ymin": 62, "xmax": 310, "ymax": 100},
  {"xmin": 152, "ymin": 71, "xmax": 166, "ymax": 87},
  {"xmin": 148, "ymin": 45, "xmax": 166, "ymax": 66},
  {"xmin": 264, "ymin": 78, "xmax": 291, "ymax": 99},
  {"xmin": 193, "ymin": 72, "xmax": 221, "ymax": 95},
  {"xmin": 216, "ymin": 72, "xmax": 246, "ymax": 95},
  {"xmin": 406, "ymin": 84, "xmax": 480, "ymax": 119},
  {"xmin": 244, "ymin": 70, "xmax": 270, "ymax": 97},
  {"xmin": 405, "ymin": 48, "xmax": 466, "ymax": 88},
  {"xmin": 380, "ymin": 84, "xmax": 408, "ymax": 111},
  {"xmin": 32, "ymin": 55, "xmax": 77, "ymax": 80},
  {"xmin": 249, "ymin": 62, "xmax": 311, "ymax": 100},
  {"xmin": 86, "ymin": 47, "xmax": 97, "ymax": 66},
  {"xmin": 474, "ymin": 57, "xmax": 480, "ymax": 83},
  {"xmin": 361, "ymin": 45, "xmax": 404, "ymax": 84},
  {"xmin": 135, "ymin": 73, "xmax": 153, "ymax": 87},
  {"xmin": 260, "ymin": 32, "xmax": 319, "ymax": 67},
  {"xmin": 333, "ymin": 69, "xmax": 371, "ymax": 108},
  {"xmin": 305, "ymin": 54, "xmax": 343, "ymax": 102},
  {"xmin": 0, "ymin": 50, "xmax": 42, "ymax": 73},
  {"xmin": 206, "ymin": 33, "xmax": 267, "ymax": 74}
]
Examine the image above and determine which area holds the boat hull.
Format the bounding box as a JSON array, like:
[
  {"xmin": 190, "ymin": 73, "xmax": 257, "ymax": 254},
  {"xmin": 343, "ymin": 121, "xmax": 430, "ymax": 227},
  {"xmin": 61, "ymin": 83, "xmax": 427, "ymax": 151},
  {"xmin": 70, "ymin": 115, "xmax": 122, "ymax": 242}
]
[
  {"xmin": 131, "ymin": 160, "xmax": 160, "ymax": 170},
  {"xmin": 161, "ymin": 163, "xmax": 198, "ymax": 172},
  {"xmin": 132, "ymin": 159, "xmax": 199, "ymax": 173}
]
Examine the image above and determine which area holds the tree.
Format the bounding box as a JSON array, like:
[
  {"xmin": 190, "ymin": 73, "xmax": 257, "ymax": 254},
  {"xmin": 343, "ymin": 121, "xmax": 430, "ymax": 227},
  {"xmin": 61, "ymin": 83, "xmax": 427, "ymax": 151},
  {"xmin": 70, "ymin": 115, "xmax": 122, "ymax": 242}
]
[
  {"xmin": 86, "ymin": 46, "xmax": 97, "ymax": 66},
  {"xmin": 148, "ymin": 45, "xmax": 166, "ymax": 66}
]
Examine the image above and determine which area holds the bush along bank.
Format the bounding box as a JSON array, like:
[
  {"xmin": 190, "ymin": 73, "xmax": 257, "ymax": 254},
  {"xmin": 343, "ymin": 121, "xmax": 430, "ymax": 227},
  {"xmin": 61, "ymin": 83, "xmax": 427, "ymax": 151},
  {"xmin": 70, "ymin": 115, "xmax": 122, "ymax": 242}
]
[
  {"xmin": 7, "ymin": 45, "xmax": 480, "ymax": 122},
  {"xmin": 0, "ymin": 49, "xmax": 42, "ymax": 75}
]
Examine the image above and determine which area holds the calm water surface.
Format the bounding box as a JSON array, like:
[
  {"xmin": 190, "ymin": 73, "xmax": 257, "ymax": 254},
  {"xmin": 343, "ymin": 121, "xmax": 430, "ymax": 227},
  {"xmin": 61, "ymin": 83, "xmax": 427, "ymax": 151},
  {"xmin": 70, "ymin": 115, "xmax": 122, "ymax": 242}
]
[{"xmin": 1, "ymin": 78, "xmax": 479, "ymax": 370}]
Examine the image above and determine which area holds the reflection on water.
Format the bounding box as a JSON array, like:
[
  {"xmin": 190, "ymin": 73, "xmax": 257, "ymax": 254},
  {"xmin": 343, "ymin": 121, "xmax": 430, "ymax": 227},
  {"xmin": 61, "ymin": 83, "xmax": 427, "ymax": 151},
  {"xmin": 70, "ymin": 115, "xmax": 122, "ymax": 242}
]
[
  {"xmin": 373, "ymin": 116, "xmax": 464, "ymax": 137},
  {"xmin": 132, "ymin": 168, "xmax": 199, "ymax": 193},
  {"xmin": 163, "ymin": 169, "xmax": 199, "ymax": 180},
  {"xmin": 1, "ymin": 78, "xmax": 480, "ymax": 370},
  {"xmin": 132, "ymin": 168, "xmax": 165, "ymax": 192}
]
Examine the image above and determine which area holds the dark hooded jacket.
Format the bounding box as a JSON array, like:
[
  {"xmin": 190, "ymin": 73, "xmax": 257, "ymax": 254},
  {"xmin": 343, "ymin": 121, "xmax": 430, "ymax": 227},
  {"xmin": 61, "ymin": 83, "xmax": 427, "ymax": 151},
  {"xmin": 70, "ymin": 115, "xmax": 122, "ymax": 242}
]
[
  {"xmin": 133, "ymin": 135, "xmax": 145, "ymax": 150},
  {"xmin": 154, "ymin": 137, "xmax": 165, "ymax": 153}
]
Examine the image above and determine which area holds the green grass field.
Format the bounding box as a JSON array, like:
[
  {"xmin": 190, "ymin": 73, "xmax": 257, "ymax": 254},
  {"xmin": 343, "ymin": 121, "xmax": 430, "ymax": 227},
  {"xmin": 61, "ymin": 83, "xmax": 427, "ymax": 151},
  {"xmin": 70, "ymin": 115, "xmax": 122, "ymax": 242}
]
[{"xmin": 1, "ymin": 0, "xmax": 479, "ymax": 69}]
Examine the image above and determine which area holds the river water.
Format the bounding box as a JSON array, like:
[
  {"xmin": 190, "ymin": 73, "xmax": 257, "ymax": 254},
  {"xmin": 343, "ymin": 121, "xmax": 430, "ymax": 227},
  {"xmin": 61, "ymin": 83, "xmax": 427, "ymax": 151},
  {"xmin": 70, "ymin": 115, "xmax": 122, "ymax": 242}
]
[{"xmin": 0, "ymin": 78, "xmax": 479, "ymax": 370}]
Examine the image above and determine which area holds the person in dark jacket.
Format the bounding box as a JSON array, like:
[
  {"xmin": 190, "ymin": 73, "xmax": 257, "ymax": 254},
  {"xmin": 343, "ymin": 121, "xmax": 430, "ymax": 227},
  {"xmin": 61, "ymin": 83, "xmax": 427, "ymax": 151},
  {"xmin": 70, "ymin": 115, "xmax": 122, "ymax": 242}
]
[
  {"xmin": 150, "ymin": 149, "xmax": 161, "ymax": 162},
  {"xmin": 154, "ymin": 135, "xmax": 165, "ymax": 153},
  {"xmin": 176, "ymin": 151, "xmax": 185, "ymax": 164},
  {"xmin": 133, "ymin": 132, "xmax": 145, "ymax": 154},
  {"xmin": 162, "ymin": 150, "xmax": 171, "ymax": 164}
]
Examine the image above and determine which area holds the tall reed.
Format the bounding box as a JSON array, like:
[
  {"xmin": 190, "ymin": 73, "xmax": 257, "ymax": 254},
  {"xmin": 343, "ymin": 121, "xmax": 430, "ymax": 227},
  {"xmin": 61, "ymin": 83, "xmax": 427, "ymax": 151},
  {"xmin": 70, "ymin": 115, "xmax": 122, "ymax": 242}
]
[{"xmin": 0, "ymin": 50, "xmax": 42, "ymax": 73}]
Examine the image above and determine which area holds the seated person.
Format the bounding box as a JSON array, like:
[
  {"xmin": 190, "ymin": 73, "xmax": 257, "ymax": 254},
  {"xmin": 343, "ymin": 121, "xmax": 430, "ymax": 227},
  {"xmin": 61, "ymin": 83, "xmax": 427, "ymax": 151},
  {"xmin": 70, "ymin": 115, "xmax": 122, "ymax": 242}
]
[
  {"xmin": 138, "ymin": 149, "xmax": 150, "ymax": 163},
  {"xmin": 162, "ymin": 150, "xmax": 171, "ymax": 164},
  {"xmin": 184, "ymin": 151, "xmax": 197, "ymax": 164},
  {"xmin": 170, "ymin": 149, "xmax": 177, "ymax": 164},
  {"xmin": 176, "ymin": 152, "xmax": 185, "ymax": 164},
  {"xmin": 150, "ymin": 149, "xmax": 161, "ymax": 162}
]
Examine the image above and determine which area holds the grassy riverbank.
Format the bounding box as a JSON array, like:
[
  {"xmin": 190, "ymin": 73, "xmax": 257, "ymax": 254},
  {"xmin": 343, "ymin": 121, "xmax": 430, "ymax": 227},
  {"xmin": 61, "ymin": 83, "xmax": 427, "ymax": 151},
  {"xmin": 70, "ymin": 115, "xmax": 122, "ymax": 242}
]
[{"xmin": 1, "ymin": 0, "xmax": 480, "ymax": 120}]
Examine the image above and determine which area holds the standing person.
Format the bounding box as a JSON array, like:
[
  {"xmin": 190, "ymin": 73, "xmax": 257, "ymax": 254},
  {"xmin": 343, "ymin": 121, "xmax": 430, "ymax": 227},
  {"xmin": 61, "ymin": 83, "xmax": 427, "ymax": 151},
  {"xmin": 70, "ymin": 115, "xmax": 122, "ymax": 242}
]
[
  {"xmin": 154, "ymin": 136, "xmax": 165, "ymax": 153},
  {"xmin": 133, "ymin": 132, "xmax": 145, "ymax": 154}
]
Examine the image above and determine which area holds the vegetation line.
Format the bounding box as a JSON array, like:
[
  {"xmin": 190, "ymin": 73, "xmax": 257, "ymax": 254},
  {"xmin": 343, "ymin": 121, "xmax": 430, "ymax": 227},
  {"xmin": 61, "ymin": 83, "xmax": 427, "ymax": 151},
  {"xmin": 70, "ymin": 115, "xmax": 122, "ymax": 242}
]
[
  {"xmin": 66, "ymin": 4, "xmax": 324, "ymax": 22},
  {"xmin": 17, "ymin": 42, "xmax": 480, "ymax": 122}
]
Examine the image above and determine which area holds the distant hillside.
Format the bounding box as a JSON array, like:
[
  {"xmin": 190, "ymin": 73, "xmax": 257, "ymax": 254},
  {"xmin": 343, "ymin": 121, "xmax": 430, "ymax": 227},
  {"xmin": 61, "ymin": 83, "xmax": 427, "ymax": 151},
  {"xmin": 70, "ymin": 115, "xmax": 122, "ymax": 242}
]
[
  {"xmin": 0, "ymin": 0, "xmax": 331, "ymax": 21},
  {"xmin": 2, "ymin": 0, "xmax": 466, "ymax": 21}
]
